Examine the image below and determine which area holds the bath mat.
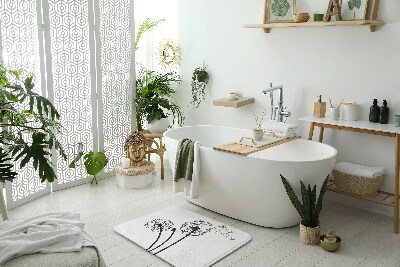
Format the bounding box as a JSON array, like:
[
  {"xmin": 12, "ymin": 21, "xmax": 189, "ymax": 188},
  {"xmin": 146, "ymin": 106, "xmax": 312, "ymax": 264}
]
[{"xmin": 113, "ymin": 206, "xmax": 252, "ymax": 267}]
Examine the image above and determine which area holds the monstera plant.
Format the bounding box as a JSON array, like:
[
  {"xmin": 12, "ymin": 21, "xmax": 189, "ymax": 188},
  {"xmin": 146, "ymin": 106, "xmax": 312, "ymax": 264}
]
[
  {"xmin": 0, "ymin": 64, "xmax": 67, "ymax": 184},
  {"xmin": 69, "ymin": 143, "xmax": 108, "ymax": 185}
]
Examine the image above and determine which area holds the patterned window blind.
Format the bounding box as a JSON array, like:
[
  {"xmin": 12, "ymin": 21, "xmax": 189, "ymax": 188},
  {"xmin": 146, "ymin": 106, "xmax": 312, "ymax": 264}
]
[{"xmin": 0, "ymin": 0, "xmax": 135, "ymax": 208}]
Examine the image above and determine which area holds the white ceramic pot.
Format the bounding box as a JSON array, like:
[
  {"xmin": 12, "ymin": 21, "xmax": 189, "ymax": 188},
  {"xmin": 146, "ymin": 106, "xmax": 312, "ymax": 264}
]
[
  {"xmin": 330, "ymin": 108, "xmax": 340, "ymax": 120},
  {"xmin": 342, "ymin": 103, "xmax": 359, "ymax": 121},
  {"xmin": 147, "ymin": 118, "xmax": 169, "ymax": 133}
]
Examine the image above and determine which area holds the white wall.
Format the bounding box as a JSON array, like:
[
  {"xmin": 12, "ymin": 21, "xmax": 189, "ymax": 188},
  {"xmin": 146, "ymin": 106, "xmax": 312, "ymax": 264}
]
[{"xmin": 178, "ymin": 0, "xmax": 400, "ymax": 216}]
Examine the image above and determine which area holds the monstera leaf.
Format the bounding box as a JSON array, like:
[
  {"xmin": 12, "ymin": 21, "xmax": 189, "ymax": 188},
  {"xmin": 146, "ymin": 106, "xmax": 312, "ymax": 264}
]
[
  {"xmin": 0, "ymin": 148, "xmax": 17, "ymax": 183},
  {"xmin": 348, "ymin": 0, "xmax": 362, "ymax": 10},
  {"xmin": 83, "ymin": 151, "xmax": 108, "ymax": 177},
  {"xmin": 271, "ymin": 0, "xmax": 290, "ymax": 18}
]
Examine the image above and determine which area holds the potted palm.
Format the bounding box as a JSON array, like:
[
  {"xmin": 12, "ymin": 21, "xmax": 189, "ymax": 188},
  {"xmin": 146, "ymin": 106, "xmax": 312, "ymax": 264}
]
[
  {"xmin": 280, "ymin": 175, "xmax": 329, "ymax": 245},
  {"xmin": 135, "ymin": 69, "xmax": 184, "ymax": 133}
]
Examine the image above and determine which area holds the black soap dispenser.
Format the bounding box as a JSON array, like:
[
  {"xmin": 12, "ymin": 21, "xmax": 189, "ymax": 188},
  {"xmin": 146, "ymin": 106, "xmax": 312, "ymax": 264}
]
[
  {"xmin": 369, "ymin": 99, "xmax": 380, "ymax": 123},
  {"xmin": 379, "ymin": 100, "xmax": 390, "ymax": 124}
]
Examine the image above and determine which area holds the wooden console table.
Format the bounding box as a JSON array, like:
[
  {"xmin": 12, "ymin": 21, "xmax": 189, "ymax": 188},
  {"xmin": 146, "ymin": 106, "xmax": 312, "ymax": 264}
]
[
  {"xmin": 299, "ymin": 116, "xmax": 400, "ymax": 234},
  {"xmin": 143, "ymin": 133, "xmax": 166, "ymax": 180}
]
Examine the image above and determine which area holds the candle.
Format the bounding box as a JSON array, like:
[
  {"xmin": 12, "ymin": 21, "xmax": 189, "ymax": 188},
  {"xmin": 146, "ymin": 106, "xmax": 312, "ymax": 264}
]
[
  {"xmin": 121, "ymin": 158, "xmax": 131, "ymax": 169},
  {"xmin": 314, "ymin": 12, "xmax": 324, "ymax": 22}
]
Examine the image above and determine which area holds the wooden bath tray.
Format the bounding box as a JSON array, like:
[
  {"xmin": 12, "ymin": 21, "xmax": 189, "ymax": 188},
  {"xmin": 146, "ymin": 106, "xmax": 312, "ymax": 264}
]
[{"xmin": 213, "ymin": 136, "xmax": 300, "ymax": 156}]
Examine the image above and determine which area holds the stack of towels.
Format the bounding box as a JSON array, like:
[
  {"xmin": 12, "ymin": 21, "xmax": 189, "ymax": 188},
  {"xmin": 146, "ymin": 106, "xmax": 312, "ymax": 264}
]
[
  {"xmin": 262, "ymin": 120, "xmax": 298, "ymax": 138},
  {"xmin": 334, "ymin": 162, "xmax": 385, "ymax": 178}
]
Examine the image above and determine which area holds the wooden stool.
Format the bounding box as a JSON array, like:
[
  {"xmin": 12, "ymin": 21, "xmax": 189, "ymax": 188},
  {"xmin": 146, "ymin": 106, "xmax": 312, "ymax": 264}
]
[{"xmin": 143, "ymin": 133, "xmax": 166, "ymax": 179}]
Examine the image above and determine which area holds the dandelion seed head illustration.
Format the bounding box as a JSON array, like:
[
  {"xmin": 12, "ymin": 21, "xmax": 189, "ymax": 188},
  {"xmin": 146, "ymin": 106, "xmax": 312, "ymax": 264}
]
[
  {"xmin": 180, "ymin": 220, "xmax": 213, "ymax": 236},
  {"xmin": 145, "ymin": 219, "xmax": 174, "ymax": 232},
  {"xmin": 213, "ymin": 225, "xmax": 236, "ymax": 240}
]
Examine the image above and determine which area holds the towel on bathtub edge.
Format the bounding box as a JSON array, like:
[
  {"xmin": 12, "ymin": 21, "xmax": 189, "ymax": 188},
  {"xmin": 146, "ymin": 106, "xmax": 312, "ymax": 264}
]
[
  {"xmin": 173, "ymin": 139, "xmax": 200, "ymax": 199},
  {"xmin": 174, "ymin": 139, "xmax": 195, "ymax": 182}
]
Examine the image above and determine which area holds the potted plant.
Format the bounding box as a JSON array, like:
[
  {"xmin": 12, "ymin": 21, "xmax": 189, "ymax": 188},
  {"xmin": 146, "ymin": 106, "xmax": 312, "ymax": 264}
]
[
  {"xmin": 252, "ymin": 109, "xmax": 267, "ymax": 141},
  {"xmin": 0, "ymin": 64, "xmax": 68, "ymax": 184},
  {"xmin": 280, "ymin": 175, "xmax": 329, "ymax": 245},
  {"xmin": 135, "ymin": 69, "xmax": 184, "ymax": 133},
  {"xmin": 69, "ymin": 143, "xmax": 108, "ymax": 185},
  {"xmin": 190, "ymin": 66, "xmax": 209, "ymax": 108}
]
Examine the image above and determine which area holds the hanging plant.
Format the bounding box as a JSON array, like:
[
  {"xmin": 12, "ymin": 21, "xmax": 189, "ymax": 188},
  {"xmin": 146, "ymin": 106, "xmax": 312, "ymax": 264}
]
[{"xmin": 190, "ymin": 66, "xmax": 210, "ymax": 108}]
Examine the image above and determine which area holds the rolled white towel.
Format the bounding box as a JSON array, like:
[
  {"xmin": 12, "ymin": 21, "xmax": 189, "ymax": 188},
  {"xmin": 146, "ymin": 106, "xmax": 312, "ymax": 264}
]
[
  {"xmin": 262, "ymin": 120, "xmax": 297, "ymax": 134},
  {"xmin": 334, "ymin": 162, "xmax": 385, "ymax": 179}
]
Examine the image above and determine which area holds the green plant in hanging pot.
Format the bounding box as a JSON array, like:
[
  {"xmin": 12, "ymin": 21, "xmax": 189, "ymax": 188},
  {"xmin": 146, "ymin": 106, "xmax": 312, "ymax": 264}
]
[
  {"xmin": 135, "ymin": 69, "xmax": 184, "ymax": 133},
  {"xmin": 69, "ymin": 143, "xmax": 108, "ymax": 185},
  {"xmin": 280, "ymin": 174, "xmax": 329, "ymax": 245},
  {"xmin": 190, "ymin": 66, "xmax": 209, "ymax": 108}
]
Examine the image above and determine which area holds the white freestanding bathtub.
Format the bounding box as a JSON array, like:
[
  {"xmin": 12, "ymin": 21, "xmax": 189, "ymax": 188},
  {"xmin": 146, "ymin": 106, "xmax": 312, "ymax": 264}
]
[{"xmin": 164, "ymin": 125, "xmax": 337, "ymax": 228}]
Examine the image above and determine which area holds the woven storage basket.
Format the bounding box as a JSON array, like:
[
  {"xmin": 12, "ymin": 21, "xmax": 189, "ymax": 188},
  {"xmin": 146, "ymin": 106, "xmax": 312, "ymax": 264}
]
[
  {"xmin": 293, "ymin": 13, "xmax": 310, "ymax": 23},
  {"xmin": 333, "ymin": 170, "xmax": 383, "ymax": 196}
]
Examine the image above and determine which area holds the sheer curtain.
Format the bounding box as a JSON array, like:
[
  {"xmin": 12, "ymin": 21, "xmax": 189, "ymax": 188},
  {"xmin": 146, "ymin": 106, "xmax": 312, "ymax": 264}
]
[{"xmin": 0, "ymin": 0, "xmax": 135, "ymax": 208}]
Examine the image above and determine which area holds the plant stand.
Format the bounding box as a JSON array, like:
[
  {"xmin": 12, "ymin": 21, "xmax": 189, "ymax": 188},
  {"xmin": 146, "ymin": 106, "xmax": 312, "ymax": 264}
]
[
  {"xmin": 143, "ymin": 132, "xmax": 166, "ymax": 180},
  {"xmin": 0, "ymin": 184, "xmax": 8, "ymax": 221}
]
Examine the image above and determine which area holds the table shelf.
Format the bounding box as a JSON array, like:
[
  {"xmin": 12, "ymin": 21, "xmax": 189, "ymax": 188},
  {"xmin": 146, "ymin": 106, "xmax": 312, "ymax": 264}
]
[{"xmin": 299, "ymin": 116, "xmax": 400, "ymax": 234}]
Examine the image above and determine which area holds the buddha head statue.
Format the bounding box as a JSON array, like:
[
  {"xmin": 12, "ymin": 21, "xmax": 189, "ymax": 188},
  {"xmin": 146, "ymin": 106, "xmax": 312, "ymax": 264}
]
[{"xmin": 124, "ymin": 131, "xmax": 147, "ymax": 166}]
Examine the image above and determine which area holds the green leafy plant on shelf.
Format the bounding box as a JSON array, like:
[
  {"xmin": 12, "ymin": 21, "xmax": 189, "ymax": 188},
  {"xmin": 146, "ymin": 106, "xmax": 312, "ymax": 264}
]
[
  {"xmin": 280, "ymin": 174, "xmax": 329, "ymax": 228},
  {"xmin": 135, "ymin": 18, "xmax": 165, "ymax": 51},
  {"xmin": 0, "ymin": 64, "xmax": 67, "ymax": 184},
  {"xmin": 69, "ymin": 143, "xmax": 108, "ymax": 185},
  {"xmin": 190, "ymin": 66, "xmax": 210, "ymax": 108},
  {"xmin": 135, "ymin": 69, "xmax": 184, "ymax": 131}
]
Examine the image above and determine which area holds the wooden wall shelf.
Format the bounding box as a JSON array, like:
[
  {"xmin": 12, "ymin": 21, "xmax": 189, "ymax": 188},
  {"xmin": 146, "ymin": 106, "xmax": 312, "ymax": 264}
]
[
  {"xmin": 246, "ymin": 0, "xmax": 382, "ymax": 34},
  {"xmin": 213, "ymin": 97, "xmax": 254, "ymax": 108},
  {"xmin": 244, "ymin": 20, "xmax": 384, "ymax": 31}
]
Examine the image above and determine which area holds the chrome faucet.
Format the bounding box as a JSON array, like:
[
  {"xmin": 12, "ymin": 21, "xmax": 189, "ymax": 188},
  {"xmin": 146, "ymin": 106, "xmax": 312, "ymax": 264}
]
[{"xmin": 262, "ymin": 83, "xmax": 291, "ymax": 122}]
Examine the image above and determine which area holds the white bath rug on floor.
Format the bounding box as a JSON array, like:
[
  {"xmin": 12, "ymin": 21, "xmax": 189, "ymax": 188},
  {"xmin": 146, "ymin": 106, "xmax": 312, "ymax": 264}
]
[{"xmin": 113, "ymin": 206, "xmax": 252, "ymax": 267}]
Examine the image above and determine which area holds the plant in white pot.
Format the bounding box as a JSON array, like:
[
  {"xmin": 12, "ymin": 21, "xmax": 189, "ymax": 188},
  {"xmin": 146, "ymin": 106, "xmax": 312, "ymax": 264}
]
[
  {"xmin": 280, "ymin": 175, "xmax": 329, "ymax": 245},
  {"xmin": 135, "ymin": 69, "xmax": 184, "ymax": 133}
]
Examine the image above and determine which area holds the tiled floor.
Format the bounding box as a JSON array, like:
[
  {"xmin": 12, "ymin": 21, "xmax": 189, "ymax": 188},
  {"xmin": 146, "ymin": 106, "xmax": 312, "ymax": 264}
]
[{"xmin": 8, "ymin": 160, "xmax": 400, "ymax": 267}]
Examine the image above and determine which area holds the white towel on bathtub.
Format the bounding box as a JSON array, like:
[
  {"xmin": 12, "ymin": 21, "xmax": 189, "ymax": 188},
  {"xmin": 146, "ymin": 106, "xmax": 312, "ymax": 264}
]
[{"xmin": 173, "ymin": 141, "xmax": 200, "ymax": 199}]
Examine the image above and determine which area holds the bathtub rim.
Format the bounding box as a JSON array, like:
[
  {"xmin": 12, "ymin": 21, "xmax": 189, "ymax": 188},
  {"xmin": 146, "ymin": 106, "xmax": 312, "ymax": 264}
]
[{"xmin": 164, "ymin": 125, "xmax": 337, "ymax": 163}]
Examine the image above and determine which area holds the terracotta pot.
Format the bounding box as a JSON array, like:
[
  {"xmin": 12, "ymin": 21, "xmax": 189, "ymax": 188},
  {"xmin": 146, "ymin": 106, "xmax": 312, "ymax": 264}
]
[{"xmin": 299, "ymin": 224, "xmax": 320, "ymax": 245}]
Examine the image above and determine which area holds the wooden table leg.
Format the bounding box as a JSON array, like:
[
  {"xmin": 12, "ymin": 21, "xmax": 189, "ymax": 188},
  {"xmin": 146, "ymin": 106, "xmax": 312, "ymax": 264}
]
[
  {"xmin": 395, "ymin": 134, "xmax": 399, "ymax": 234},
  {"xmin": 319, "ymin": 127, "xmax": 325, "ymax": 143},
  {"xmin": 159, "ymin": 137, "xmax": 165, "ymax": 180},
  {"xmin": 308, "ymin": 122, "xmax": 316, "ymax": 140}
]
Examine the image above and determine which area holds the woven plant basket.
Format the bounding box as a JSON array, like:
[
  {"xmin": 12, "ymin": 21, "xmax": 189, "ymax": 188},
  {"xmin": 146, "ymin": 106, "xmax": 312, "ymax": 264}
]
[
  {"xmin": 333, "ymin": 170, "xmax": 383, "ymax": 196},
  {"xmin": 299, "ymin": 224, "xmax": 320, "ymax": 245}
]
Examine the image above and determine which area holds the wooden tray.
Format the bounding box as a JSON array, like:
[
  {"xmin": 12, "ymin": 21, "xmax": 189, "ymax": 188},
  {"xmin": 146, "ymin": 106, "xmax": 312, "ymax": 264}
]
[{"xmin": 213, "ymin": 136, "xmax": 300, "ymax": 156}]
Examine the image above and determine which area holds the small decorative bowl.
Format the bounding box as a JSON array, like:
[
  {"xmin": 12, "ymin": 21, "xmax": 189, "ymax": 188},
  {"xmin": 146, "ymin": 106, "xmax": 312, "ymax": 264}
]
[
  {"xmin": 293, "ymin": 13, "xmax": 310, "ymax": 23},
  {"xmin": 320, "ymin": 235, "xmax": 341, "ymax": 252},
  {"xmin": 226, "ymin": 93, "xmax": 239, "ymax": 101}
]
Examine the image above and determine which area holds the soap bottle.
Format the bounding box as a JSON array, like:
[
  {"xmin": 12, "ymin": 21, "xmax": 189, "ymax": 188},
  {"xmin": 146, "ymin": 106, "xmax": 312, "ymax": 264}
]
[
  {"xmin": 369, "ymin": 99, "xmax": 380, "ymax": 123},
  {"xmin": 379, "ymin": 100, "xmax": 390, "ymax": 124}
]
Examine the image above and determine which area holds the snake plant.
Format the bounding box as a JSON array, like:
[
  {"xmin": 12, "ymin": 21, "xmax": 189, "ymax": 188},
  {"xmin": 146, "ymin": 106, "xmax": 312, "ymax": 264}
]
[{"xmin": 280, "ymin": 175, "xmax": 329, "ymax": 228}]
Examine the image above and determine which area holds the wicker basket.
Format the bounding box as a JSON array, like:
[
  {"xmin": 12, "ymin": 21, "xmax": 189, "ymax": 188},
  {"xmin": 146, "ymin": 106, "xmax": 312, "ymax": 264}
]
[
  {"xmin": 333, "ymin": 170, "xmax": 383, "ymax": 196},
  {"xmin": 293, "ymin": 13, "xmax": 310, "ymax": 23},
  {"xmin": 299, "ymin": 224, "xmax": 320, "ymax": 245}
]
